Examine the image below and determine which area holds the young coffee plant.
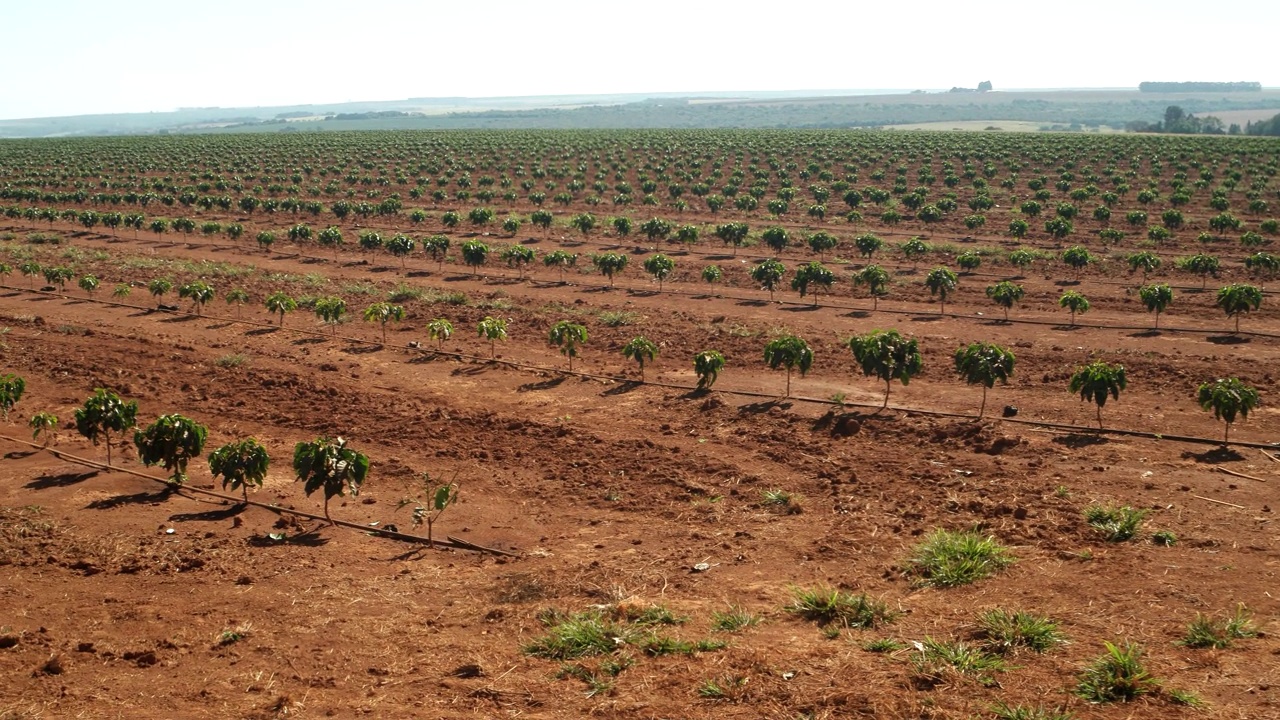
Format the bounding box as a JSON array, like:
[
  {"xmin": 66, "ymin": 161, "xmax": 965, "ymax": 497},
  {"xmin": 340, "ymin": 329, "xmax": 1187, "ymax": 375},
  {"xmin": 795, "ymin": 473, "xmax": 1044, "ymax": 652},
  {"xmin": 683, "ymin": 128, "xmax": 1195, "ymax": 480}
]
[
  {"xmin": 953, "ymin": 342, "xmax": 1016, "ymax": 418},
  {"xmin": 1061, "ymin": 245, "xmax": 1092, "ymax": 279},
  {"xmin": 78, "ymin": 274, "xmax": 99, "ymax": 298},
  {"xmin": 985, "ymin": 281, "xmax": 1024, "ymax": 321},
  {"xmin": 790, "ymin": 261, "xmax": 835, "ymax": 305},
  {"xmin": 549, "ymin": 320, "xmax": 589, "ymax": 370},
  {"xmin": 763, "ymin": 334, "xmax": 813, "ymax": 398},
  {"xmin": 924, "ymin": 266, "xmax": 959, "ymax": 314},
  {"xmin": 208, "ymin": 437, "xmax": 271, "ymax": 502},
  {"xmin": 147, "ymin": 278, "xmax": 173, "ymax": 308},
  {"xmin": 642, "ymin": 253, "xmax": 675, "ymax": 290},
  {"xmin": 362, "ymin": 302, "xmax": 405, "ymax": 344},
  {"xmin": 477, "ymin": 316, "xmax": 507, "ymax": 358},
  {"xmin": 500, "ymin": 244, "xmax": 536, "ymax": 278},
  {"xmin": 1058, "ymin": 290, "xmax": 1090, "ymax": 326},
  {"xmin": 73, "ymin": 388, "xmax": 138, "ymax": 465},
  {"xmin": 543, "ymin": 250, "xmax": 579, "ymax": 282},
  {"xmin": 134, "ymin": 414, "xmax": 209, "ymax": 484},
  {"xmin": 591, "ymin": 252, "xmax": 628, "ymax": 287},
  {"xmin": 750, "ymin": 258, "xmax": 787, "ymax": 300},
  {"xmin": 423, "ymin": 234, "xmax": 450, "ymax": 269},
  {"xmin": 1215, "ymin": 283, "xmax": 1263, "ymax": 333},
  {"xmin": 265, "ymin": 291, "xmax": 298, "ymax": 326},
  {"xmin": 1138, "ymin": 284, "xmax": 1173, "ymax": 329},
  {"xmin": 427, "ymin": 317, "xmax": 454, "ymax": 350},
  {"xmin": 397, "ymin": 473, "xmax": 459, "ymax": 548},
  {"xmin": 313, "ymin": 296, "xmax": 347, "ymax": 334},
  {"xmin": 622, "ymin": 336, "xmax": 659, "ymax": 381},
  {"xmin": 700, "ymin": 264, "xmax": 723, "ymax": 283},
  {"xmin": 0, "ymin": 373, "xmax": 24, "ymax": 421},
  {"xmin": 292, "ymin": 436, "xmax": 370, "ymax": 524},
  {"xmin": 224, "ymin": 288, "xmax": 250, "ymax": 318},
  {"xmin": 853, "ymin": 264, "xmax": 890, "ymax": 309},
  {"xmin": 29, "ymin": 411, "xmax": 58, "ymax": 447},
  {"xmin": 848, "ymin": 329, "xmax": 923, "ymax": 408},
  {"xmin": 386, "ymin": 233, "xmax": 416, "ymax": 268},
  {"xmin": 178, "ymin": 280, "xmax": 215, "ymax": 315},
  {"xmin": 1069, "ymin": 361, "xmax": 1126, "ymax": 428},
  {"xmin": 1197, "ymin": 377, "xmax": 1260, "ymax": 445},
  {"xmin": 693, "ymin": 350, "xmax": 726, "ymax": 390}
]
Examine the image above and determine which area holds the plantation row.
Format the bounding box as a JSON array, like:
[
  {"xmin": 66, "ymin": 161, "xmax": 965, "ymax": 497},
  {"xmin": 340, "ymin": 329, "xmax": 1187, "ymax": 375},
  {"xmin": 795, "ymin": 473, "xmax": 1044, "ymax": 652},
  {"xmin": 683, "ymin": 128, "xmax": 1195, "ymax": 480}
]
[
  {"xmin": 1, "ymin": 129, "xmax": 1278, "ymax": 264},
  {"xmin": 3, "ymin": 227, "xmax": 1273, "ymax": 338},
  {"xmin": 0, "ymin": 270, "xmax": 1264, "ymax": 444}
]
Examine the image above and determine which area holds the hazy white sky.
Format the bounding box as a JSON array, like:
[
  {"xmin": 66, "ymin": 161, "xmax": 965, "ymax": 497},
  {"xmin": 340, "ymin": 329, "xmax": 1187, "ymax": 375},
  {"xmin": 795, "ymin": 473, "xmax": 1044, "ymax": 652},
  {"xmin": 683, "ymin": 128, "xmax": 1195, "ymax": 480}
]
[{"xmin": 2, "ymin": 0, "xmax": 1276, "ymax": 120}]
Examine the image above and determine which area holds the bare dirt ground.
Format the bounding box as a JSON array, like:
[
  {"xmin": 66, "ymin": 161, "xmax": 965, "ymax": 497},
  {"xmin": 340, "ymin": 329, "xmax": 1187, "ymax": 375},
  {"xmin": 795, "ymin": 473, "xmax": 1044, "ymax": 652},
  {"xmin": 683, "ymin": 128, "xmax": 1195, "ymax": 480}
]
[{"xmin": 2, "ymin": 206, "xmax": 1279, "ymax": 719}]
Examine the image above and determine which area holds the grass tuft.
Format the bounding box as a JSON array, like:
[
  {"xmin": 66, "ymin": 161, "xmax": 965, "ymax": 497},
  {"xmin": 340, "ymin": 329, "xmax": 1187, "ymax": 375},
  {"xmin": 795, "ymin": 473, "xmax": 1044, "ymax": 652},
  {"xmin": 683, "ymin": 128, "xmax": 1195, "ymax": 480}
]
[
  {"xmin": 760, "ymin": 488, "xmax": 802, "ymax": 514},
  {"xmin": 907, "ymin": 529, "xmax": 1013, "ymax": 587},
  {"xmin": 523, "ymin": 611, "xmax": 632, "ymax": 660},
  {"xmin": 785, "ymin": 586, "xmax": 897, "ymax": 629},
  {"xmin": 1168, "ymin": 688, "xmax": 1208, "ymax": 709},
  {"xmin": 976, "ymin": 609, "xmax": 1065, "ymax": 653},
  {"xmin": 1076, "ymin": 641, "xmax": 1158, "ymax": 703},
  {"xmin": 862, "ymin": 637, "xmax": 905, "ymax": 653},
  {"xmin": 912, "ymin": 637, "xmax": 1007, "ymax": 686},
  {"xmin": 710, "ymin": 606, "xmax": 759, "ymax": 633},
  {"xmin": 1179, "ymin": 605, "xmax": 1257, "ymax": 649},
  {"xmin": 1084, "ymin": 505, "xmax": 1147, "ymax": 542},
  {"xmin": 598, "ymin": 310, "xmax": 639, "ymax": 327},
  {"xmin": 214, "ymin": 353, "xmax": 248, "ymax": 368}
]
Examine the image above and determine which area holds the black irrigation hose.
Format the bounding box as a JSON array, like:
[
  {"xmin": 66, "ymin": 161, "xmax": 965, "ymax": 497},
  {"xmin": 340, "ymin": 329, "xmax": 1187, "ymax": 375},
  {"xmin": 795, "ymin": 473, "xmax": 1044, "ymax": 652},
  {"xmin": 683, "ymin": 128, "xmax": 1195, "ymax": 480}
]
[
  {"xmin": 0, "ymin": 434, "xmax": 517, "ymax": 556},
  {"xmin": 4, "ymin": 283, "xmax": 1277, "ymax": 450}
]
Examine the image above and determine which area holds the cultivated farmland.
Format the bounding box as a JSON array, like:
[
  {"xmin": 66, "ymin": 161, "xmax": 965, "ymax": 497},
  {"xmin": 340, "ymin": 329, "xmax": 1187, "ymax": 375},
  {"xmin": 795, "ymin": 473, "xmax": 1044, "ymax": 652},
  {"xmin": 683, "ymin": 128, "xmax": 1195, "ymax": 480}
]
[{"xmin": 0, "ymin": 130, "xmax": 1277, "ymax": 719}]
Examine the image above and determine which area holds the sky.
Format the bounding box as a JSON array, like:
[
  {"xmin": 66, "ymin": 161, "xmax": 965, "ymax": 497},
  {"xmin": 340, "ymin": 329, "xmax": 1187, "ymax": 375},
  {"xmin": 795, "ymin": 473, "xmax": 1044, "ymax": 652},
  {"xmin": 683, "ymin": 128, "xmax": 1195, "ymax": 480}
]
[{"xmin": 2, "ymin": 0, "xmax": 1277, "ymax": 120}]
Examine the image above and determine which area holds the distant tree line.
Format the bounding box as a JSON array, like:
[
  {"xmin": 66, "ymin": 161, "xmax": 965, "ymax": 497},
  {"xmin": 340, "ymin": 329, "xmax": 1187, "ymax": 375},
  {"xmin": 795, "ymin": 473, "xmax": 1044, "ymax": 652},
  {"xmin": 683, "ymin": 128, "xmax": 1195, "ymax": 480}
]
[
  {"xmin": 1126, "ymin": 106, "xmax": 1237, "ymax": 135},
  {"xmin": 1139, "ymin": 81, "xmax": 1261, "ymax": 93},
  {"xmin": 325, "ymin": 111, "xmax": 416, "ymax": 121},
  {"xmin": 1244, "ymin": 113, "xmax": 1280, "ymax": 136}
]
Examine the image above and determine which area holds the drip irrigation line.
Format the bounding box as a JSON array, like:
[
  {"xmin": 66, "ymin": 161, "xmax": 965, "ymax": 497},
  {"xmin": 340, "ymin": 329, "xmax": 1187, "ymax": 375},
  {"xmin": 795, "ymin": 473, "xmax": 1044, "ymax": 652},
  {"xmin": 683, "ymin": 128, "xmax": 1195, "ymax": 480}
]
[
  {"xmin": 0, "ymin": 433, "xmax": 517, "ymax": 556},
  {"xmin": 4, "ymin": 284, "xmax": 1277, "ymax": 451}
]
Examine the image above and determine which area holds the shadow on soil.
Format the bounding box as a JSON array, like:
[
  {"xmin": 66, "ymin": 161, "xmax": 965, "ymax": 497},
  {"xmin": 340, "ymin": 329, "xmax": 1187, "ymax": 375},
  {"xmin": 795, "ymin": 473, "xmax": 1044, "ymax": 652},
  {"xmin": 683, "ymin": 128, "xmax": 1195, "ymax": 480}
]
[
  {"xmin": 25, "ymin": 469, "xmax": 100, "ymax": 490},
  {"xmin": 293, "ymin": 336, "xmax": 327, "ymax": 345},
  {"xmin": 342, "ymin": 344, "xmax": 383, "ymax": 355},
  {"xmin": 246, "ymin": 326, "xmax": 280, "ymax": 336},
  {"xmin": 737, "ymin": 399, "xmax": 793, "ymax": 415},
  {"xmin": 1129, "ymin": 329, "xmax": 1162, "ymax": 338},
  {"xmin": 1051, "ymin": 433, "xmax": 1109, "ymax": 449},
  {"xmin": 1182, "ymin": 446, "xmax": 1243, "ymax": 464},
  {"xmin": 1207, "ymin": 335, "xmax": 1249, "ymax": 345},
  {"xmin": 911, "ymin": 315, "xmax": 945, "ymax": 322},
  {"xmin": 519, "ymin": 375, "xmax": 567, "ymax": 392},
  {"xmin": 601, "ymin": 380, "xmax": 641, "ymax": 396},
  {"xmin": 169, "ymin": 503, "xmax": 248, "ymax": 523},
  {"xmin": 159, "ymin": 314, "xmax": 200, "ymax": 323},
  {"xmin": 453, "ymin": 362, "xmax": 495, "ymax": 377},
  {"xmin": 780, "ymin": 304, "xmax": 821, "ymax": 312},
  {"xmin": 86, "ymin": 486, "xmax": 175, "ymax": 510}
]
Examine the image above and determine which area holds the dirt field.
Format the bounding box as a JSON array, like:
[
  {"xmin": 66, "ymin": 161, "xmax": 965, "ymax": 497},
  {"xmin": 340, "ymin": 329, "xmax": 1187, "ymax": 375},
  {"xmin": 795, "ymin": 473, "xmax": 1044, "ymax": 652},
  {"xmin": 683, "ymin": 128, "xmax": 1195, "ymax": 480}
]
[{"xmin": 1, "ymin": 131, "xmax": 1279, "ymax": 719}]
